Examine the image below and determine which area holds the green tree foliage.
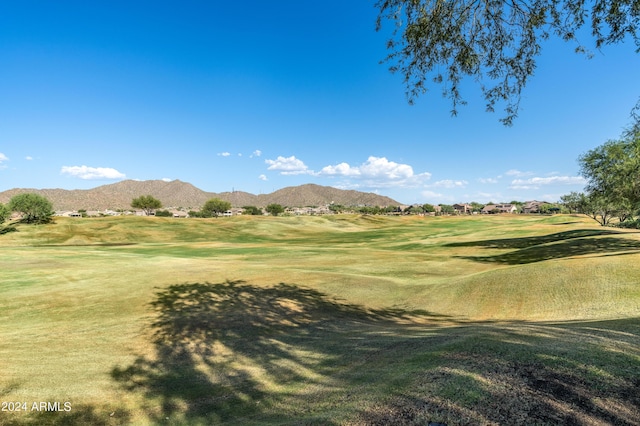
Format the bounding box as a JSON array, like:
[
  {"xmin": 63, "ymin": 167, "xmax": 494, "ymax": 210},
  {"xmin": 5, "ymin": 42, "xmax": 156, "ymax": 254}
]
[
  {"xmin": 568, "ymin": 120, "xmax": 640, "ymax": 226},
  {"xmin": 582, "ymin": 193, "xmax": 617, "ymax": 226},
  {"xmin": 422, "ymin": 203, "xmax": 436, "ymax": 213},
  {"xmin": 242, "ymin": 206, "xmax": 263, "ymax": 215},
  {"xmin": 356, "ymin": 206, "xmax": 378, "ymax": 215},
  {"xmin": 0, "ymin": 202, "xmax": 16, "ymax": 234},
  {"xmin": 404, "ymin": 204, "xmax": 425, "ymax": 215},
  {"xmin": 328, "ymin": 204, "xmax": 346, "ymax": 213},
  {"xmin": 265, "ymin": 203, "xmax": 285, "ymax": 216},
  {"xmin": 0, "ymin": 203, "xmax": 9, "ymax": 224},
  {"xmin": 560, "ymin": 191, "xmax": 586, "ymax": 213},
  {"xmin": 201, "ymin": 198, "xmax": 232, "ymax": 218},
  {"xmin": 131, "ymin": 195, "xmax": 162, "ymax": 216},
  {"xmin": 439, "ymin": 204, "xmax": 454, "ymax": 214},
  {"xmin": 155, "ymin": 209, "xmax": 173, "ymax": 217},
  {"xmin": 8, "ymin": 193, "xmax": 54, "ymax": 224},
  {"xmin": 469, "ymin": 202, "xmax": 485, "ymax": 213},
  {"xmin": 579, "ymin": 124, "xmax": 640, "ymax": 224},
  {"xmin": 538, "ymin": 203, "xmax": 561, "ymax": 214},
  {"xmin": 376, "ymin": 0, "xmax": 640, "ymax": 125}
]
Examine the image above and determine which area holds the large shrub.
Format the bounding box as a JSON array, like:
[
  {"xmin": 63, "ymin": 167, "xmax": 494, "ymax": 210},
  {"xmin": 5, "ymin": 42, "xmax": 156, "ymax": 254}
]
[
  {"xmin": 201, "ymin": 198, "xmax": 231, "ymax": 218},
  {"xmin": 131, "ymin": 195, "xmax": 162, "ymax": 216},
  {"xmin": 8, "ymin": 193, "xmax": 54, "ymax": 224}
]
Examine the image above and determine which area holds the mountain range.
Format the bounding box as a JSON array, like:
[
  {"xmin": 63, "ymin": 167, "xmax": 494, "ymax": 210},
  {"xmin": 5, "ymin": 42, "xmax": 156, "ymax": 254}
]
[{"xmin": 0, "ymin": 180, "xmax": 401, "ymax": 211}]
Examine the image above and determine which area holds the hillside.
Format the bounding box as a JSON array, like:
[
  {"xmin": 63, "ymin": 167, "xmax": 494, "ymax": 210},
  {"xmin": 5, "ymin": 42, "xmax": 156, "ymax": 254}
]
[{"xmin": 0, "ymin": 180, "xmax": 401, "ymax": 211}]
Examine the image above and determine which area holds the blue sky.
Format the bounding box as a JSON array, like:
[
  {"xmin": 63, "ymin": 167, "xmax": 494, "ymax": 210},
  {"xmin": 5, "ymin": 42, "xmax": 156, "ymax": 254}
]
[{"xmin": 1, "ymin": 1, "xmax": 639, "ymax": 205}]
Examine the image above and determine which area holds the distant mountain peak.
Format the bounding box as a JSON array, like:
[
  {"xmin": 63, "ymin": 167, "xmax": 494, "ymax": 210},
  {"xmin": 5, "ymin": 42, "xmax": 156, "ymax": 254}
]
[{"xmin": 0, "ymin": 181, "xmax": 401, "ymax": 211}]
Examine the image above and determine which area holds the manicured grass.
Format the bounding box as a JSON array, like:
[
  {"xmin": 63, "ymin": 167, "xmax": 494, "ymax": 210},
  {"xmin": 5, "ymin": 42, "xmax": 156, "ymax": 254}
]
[{"xmin": 0, "ymin": 214, "xmax": 638, "ymax": 424}]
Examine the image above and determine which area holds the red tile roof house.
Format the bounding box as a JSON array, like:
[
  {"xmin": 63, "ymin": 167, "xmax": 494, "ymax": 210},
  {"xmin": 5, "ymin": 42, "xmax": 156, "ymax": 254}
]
[{"xmin": 481, "ymin": 204, "xmax": 517, "ymax": 214}]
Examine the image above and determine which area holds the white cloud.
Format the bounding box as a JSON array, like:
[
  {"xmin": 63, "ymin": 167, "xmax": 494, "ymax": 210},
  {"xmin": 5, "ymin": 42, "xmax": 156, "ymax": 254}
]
[
  {"xmin": 333, "ymin": 182, "xmax": 361, "ymax": 190},
  {"xmin": 162, "ymin": 178, "xmax": 172, "ymax": 182},
  {"xmin": 25, "ymin": 156, "xmax": 33, "ymax": 161},
  {"xmin": 320, "ymin": 162, "xmax": 361, "ymax": 176},
  {"xmin": 319, "ymin": 156, "xmax": 431, "ymax": 187},
  {"xmin": 251, "ymin": 150, "xmax": 262, "ymax": 158},
  {"xmin": 430, "ymin": 179, "xmax": 468, "ymax": 189},
  {"xmin": 421, "ymin": 190, "xmax": 443, "ymax": 198},
  {"xmin": 218, "ymin": 152, "xmax": 231, "ymax": 157},
  {"xmin": 358, "ymin": 156, "xmax": 415, "ymax": 179},
  {"xmin": 540, "ymin": 193, "xmax": 566, "ymax": 203},
  {"xmin": 265, "ymin": 156, "xmax": 310, "ymax": 175},
  {"xmin": 421, "ymin": 190, "xmax": 455, "ymax": 203},
  {"xmin": 478, "ymin": 177, "xmax": 498, "ymax": 184},
  {"xmin": 509, "ymin": 184, "xmax": 537, "ymax": 190},
  {"xmin": 0, "ymin": 153, "xmax": 8, "ymax": 164},
  {"xmin": 505, "ymin": 169, "xmax": 534, "ymax": 177},
  {"xmin": 258, "ymin": 174, "xmax": 267, "ymax": 181},
  {"xmin": 470, "ymin": 192, "xmax": 506, "ymax": 203},
  {"xmin": 60, "ymin": 165, "xmax": 126, "ymax": 180},
  {"xmin": 509, "ymin": 175, "xmax": 586, "ymax": 190}
]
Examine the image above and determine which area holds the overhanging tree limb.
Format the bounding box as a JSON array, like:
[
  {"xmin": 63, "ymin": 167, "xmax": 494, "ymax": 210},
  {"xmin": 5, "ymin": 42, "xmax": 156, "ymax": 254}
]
[{"xmin": 376, "ymin": 0, "xmax": 640, "ymax": 125}]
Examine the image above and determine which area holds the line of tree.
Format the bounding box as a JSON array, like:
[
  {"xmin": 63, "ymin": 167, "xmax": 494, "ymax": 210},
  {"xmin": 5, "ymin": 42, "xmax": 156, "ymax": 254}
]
[{"xmin": 561, "ymin": 118, "xmax": 640, "ymax": 227}]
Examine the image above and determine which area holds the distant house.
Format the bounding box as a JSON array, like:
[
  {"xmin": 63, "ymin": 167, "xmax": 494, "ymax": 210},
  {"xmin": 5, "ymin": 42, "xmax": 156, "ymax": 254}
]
[
  {"xmin": 286, "ymin": 207, "xmax": 311, "ymax": 215},
  {"xmin": 522, "ymin": 200, "xmax": 544, "ymax": 214},
  {"xmin": 285, "ymin": 206, "xmax": 333, "ymax": 216},
  {"xmin": 453, "ymin": 203, "xmax": 473, "ymax": 215},
  {"xmin": 481, "ymin": 204, "xmax": 517, "ymax": 214},
  {"xmin": 56, "ymin": 211, "xmax": 82, "ymax": 218},
  {"xmin": 312, "ymin": 206, "xmax": 332, "ymax": 215}
]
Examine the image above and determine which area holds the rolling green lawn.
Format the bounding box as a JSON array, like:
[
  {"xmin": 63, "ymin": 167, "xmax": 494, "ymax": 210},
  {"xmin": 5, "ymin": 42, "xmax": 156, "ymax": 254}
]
[{"xmin": 0, "ymin": 214, "xmax": 638, "ymax": 425}]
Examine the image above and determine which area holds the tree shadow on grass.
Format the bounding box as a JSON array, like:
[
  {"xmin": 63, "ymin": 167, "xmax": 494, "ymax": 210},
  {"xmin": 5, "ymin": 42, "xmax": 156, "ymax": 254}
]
[
  {"xmin": 110, "ymin": 280, "xmax": 449, "ymax": 424},
  {"xmin": 0, "ymin": 226, "xmax": 17, "ymax": 235},
  {"xmin": 109, "ymin": 281, "xmax": 640, "ymax": 425},
  {"xmin": 0, "ymin": 405, "xmax": 130, "ymax": 426},
  {"xmin": 446, "ymin": 229, "xmax": 640, "ymax": 264},
  {"xmin": 356, "ymin": 319, "xmax": 640, "ymax": 425},
  {"xmin": 456, "ymin": 236, "xmax": 640, "ymax": 264},
  {"xmin": 446, "ymin": 229, "xmax": 628, "ymax": 250}
]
